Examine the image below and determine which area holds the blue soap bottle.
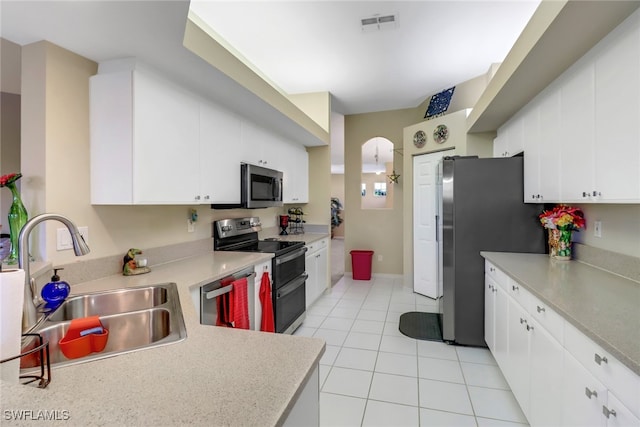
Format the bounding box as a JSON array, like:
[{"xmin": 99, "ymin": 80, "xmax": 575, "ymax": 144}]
[{"xmin": 41, "ymin": 268, "xmax": 70, "ymax": 308}]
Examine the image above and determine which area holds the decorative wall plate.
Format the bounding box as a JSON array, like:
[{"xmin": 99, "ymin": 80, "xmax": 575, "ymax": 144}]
[
  {"xmin": 413, "ymin": 130, "xmax": 426, "ymax": 148},
  {"xmin": 433, "ymin": 124, "xmax": 449, "ymax": 144}
]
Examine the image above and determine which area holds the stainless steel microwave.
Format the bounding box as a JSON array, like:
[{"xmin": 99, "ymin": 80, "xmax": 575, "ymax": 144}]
[{"xmin": 211, "ymin": 163, "xmax": 283, "ymax": 209}]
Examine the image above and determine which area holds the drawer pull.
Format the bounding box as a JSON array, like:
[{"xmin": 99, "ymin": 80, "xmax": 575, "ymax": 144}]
[
  {"xmin": 594, "ymin": 353, "xmax": 608, "ymax": 365},
  {"xmin": 526, "ymin": 324, "xmax": 534, "ymax": 331},
  {"xmin": 585, "ymin": 388, "xmax": 598, "ymax": 399},
  {"xmin": 488, "ymin": 284, "xmax": 493, "ymax": 290},
  {"xmin": 493, "ymin": 288, "xmax": 497, "ymax": 293},
  {"xmin": 536, "ymin": 306, "xmax": 545, "ymax": 313},
  {"xmin": 512, "ymin": 285, "xmax": 519, "ymax": 291},
  {"xmin": 602, "ymin": 406, "xmax": 617, "ymax": 419},
  {"xmin": 519, "ymin": 318, "xmax": 527, "ymax": 325}
]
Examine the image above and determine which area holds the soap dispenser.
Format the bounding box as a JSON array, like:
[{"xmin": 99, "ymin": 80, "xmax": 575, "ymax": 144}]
[{"xmin": 41, "ymin": 268, "xmax": 71, "ymax": 308}]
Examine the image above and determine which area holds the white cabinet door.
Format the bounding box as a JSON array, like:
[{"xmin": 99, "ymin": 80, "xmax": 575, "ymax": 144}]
[
  {"xmin": 529, "ymin": 317, "xmax": 564, "ymax": 427},
  {"xmin": 493, "ymin": 282, "xmax": 509, "ymax": 369},
  {"xmin": 200, "ymin": 101, "xmax": 242, "ymax": 204},
  {"xmin": 493, "ymin": 133, "xmax": 508, "ymax": 158},
  {"xmin": 305, "ymin": 245, "xmax": 318, "ymax": 309},
  {"xmin": 537, "ymin": 85, "xmax": 562, "ymax": 202},
  {"xmin": 605, "ymin": 392, "xmax": 640, "ymax": 427},
  {"xmin": 283, "ymin": 145, "xmax": 309, "ymax": 204},
  {"xmin": 305, "ymin": 239, "xmax": 328, "ymax": 308},
  {"xmin": 563, "ymin": 351, "xmax": 608, "ymax": 427},
  {"xmin": 133, "ymin": 71, "xmax": 200, "ymax": 204},
  {"xmin": 494, "ymin": 115, "xmax": 524, "ymax": 158},
  {"xmin": 315, "ymin": 245, "xmax": 328, "ymax": 300},
  {"xmin": 594, "ymin": 19, "xmax": 640, "ymax": 202},
  {"xmin": 560, "ymin": 62, "xmax": 596, "ymax": 203},
  {"xmin": 523, "ymin": 101, "xmax": 542, "ymax": 203},
  {"xmin": 506, "ymin": 297, "xmax": 531, "ymax": 417},
  {"xmin": 484, "ymin": 275, "xmax": 496, "ymax": 351}
]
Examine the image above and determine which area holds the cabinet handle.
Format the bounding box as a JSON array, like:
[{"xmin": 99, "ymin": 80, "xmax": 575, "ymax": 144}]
[
  {"xmin": 493, "ymin": 288, "xmax": 498, "ymax": 293},
  {"xmin": 602, "ymin": 406, "xmax": 617, "ymax": 419},
  {"xmin": 584, "ymin": 388, "xmax": 598, "ymax": 399},
  {"xmin": 195, "ymin": 195, "xmax": 201, "ymax": 201},
  {"xmin": 582, "ymin": 191, "xmax": 589, "ymax": 198},
  {"xmin": 536, "ymin": 306, "xmax": 545, "ymax": 313},
  {"xmin": 526, "ymin": 324, "xmax": 534, "ymax": 331},
  {"xmin": 488, "ymin": 284, "xmax": 493, "ymax": 290},
  {"xmin": 519, "ymin": 318, "xmax": 527, "ymax": 325},
  {"xmin": 594, "ymin": 353, "xmax": 608, "ymax": 365},
  {"xmin": 512, "ymin": 285, "xmax": 519, "ymax": 291},
  {"xmin": 490, "ymin": 267, "xmax": 495, "ymax": 272},
  {"xmin": 204, "ymin": 195, "xmax": 210, "ymax": 200}
]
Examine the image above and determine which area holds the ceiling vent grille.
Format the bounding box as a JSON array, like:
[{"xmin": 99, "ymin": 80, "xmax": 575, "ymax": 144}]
[{"xmin": 361, "ymin": 13, "xmax": 398, "ymax": 32}]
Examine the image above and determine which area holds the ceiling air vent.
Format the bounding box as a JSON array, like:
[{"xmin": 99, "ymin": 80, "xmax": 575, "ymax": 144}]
[{"xmin": 361, "ymin": 13, "xmax": 398, "ymax": 32}]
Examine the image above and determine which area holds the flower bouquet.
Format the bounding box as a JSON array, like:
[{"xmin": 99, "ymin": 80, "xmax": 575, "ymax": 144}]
[{"xmin": 539, "ymin": 205, "xmax": 585, "ymax": 260}]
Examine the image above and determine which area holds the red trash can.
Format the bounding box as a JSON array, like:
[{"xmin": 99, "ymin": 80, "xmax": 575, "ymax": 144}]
[{"xmin": 350, "ymin": 250, "xmax": 374, "ymax": 280}]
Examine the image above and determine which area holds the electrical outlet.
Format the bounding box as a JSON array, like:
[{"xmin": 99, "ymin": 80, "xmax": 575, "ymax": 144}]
[
  {"xmin": 377, "ymin": 255, "xmax": 383, "ymax": 262},
  {"xmin": 594, "ymin": 220, "xmax": 602, "ymax": 238},
  {"xmin": 187, "ymin": 219, "xmax": 195, "ymax": 233},
  {"xmin": 57, "ymin": 226, "xmax": 89, "ymax": 251}
]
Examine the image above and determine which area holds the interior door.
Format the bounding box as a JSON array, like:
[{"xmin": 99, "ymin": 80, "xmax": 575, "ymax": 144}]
[{"xmin": 413, "ymin": 150, "xmax": 453, "ymax": 298}]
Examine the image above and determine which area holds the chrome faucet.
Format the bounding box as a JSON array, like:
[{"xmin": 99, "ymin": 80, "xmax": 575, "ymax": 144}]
[{"xmin": 18, "ymin": 213, "xmax": 90, "ymax": 333}]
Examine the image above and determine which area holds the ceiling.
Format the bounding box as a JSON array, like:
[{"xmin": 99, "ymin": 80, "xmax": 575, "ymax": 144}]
[
  {"xmin": 189, "ymin": 0, "xmax": 540, "ymax": 115},
  {"xmin": 1, "ymin": 0, "xmax": 539, "ymax": 173}
]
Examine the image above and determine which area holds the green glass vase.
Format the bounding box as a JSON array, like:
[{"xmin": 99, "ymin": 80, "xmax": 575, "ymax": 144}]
[
  {"xmin": 555, "ymin": 226, "xmax": 573, "ymax": 260},
  {"xmin": 6, "ymin": 182, "xmax": 28, "ymax": 264}
]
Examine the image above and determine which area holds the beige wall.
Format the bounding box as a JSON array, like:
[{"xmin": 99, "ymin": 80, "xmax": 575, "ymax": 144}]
[
  {"xmin": 574, "ymin": 205, "xmax": 640, "ymax": 258},
  {"xmin": 344, "ymin": 108, "xmax": 418, "ymax": 275},
  {"xmin": 304, "ymin": 145, "xmax": 331, "ymax": 226},
  {"xmin": 289, "ymin": 92, "xmax": 331, "ymax": 133}
]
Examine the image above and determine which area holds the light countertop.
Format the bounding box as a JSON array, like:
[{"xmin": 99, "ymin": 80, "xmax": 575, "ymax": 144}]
[
  {"xmin": 481, "ymin": 251, "xmax": 640, "ymax": 375},
  {"xmin": 0, "ymin": 250, "xmax": 325, "ymax": 426}
]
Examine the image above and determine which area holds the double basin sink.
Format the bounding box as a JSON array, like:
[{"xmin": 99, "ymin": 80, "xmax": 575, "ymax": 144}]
[{"xmin": 21, "ymin": 283, "xmax": 187, "ymax": 371}]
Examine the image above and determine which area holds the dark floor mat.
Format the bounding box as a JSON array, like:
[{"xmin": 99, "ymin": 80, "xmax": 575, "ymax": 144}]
[{"xmin": 398, "ymin": 312, "xmax": 443, "ymax": 341}]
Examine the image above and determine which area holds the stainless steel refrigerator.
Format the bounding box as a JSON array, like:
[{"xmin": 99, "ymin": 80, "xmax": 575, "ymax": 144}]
[{"xmin": 436, "ymin": 156, "xmax": 545, "ymax": 347}]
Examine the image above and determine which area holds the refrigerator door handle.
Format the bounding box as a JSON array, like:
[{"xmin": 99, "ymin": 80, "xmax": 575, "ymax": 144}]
[{"xmin": 435, "ymin": 215, "xmax": 439, "ymax": 241}]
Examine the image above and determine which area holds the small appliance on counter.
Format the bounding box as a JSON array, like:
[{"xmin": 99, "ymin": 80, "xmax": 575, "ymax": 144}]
[{"xmin": 213, "ymin": 217, "xmax": 307, "ymax": 334}]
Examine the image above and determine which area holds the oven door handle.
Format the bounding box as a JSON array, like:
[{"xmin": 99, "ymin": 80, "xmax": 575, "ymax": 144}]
[
  {"xmin": 275, "ymin": 247, "xmax": 308, "ymax": 265},
  {"xmin": 276, "ymin": 273, "xmax": 308, "ymax": 299},
  {"xmin": 205, "ymin": 272, "xmax": 256, "ymax": 300}
]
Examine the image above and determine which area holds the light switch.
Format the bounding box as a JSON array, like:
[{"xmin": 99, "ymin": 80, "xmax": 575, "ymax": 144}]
[{"xmin": 57, "ymin": 226, "xmax": 89, "ymax": 251}]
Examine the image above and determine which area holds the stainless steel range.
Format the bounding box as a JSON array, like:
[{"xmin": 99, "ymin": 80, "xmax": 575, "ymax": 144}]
[{"xmin": 213, "ymin": 217, "xmax": 307, "ymax": 334}]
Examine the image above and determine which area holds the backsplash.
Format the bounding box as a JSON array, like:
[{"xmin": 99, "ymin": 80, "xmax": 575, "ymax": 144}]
[{"xmin": 574, "ymin": 243, "xmax": 640, "ymax": 283}]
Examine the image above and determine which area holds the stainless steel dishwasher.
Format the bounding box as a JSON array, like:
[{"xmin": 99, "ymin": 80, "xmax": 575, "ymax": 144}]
[{"xmin": 200, "ymin": 266, "xmax": 256, "ymax": 329}]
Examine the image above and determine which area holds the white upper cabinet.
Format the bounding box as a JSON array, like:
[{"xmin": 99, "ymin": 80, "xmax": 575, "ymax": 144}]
[
  {"xmin": 513, "ymin": 9, "xmax": 640, "ymax": 204},
  {"xmin": 494, "ymin": 113, "xmax": 524, "ymax": 158},
  {"xmin": 91, "ymin": 69, "xmax": 201, "ymax": 204},
  {"xmin": 91, "ymin": 61, "xmax": 310, "ymax": 206}
]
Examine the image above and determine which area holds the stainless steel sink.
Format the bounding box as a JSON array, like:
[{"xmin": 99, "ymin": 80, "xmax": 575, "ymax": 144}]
[
  {"xmin": 21, "ymin": 283, "xmax": 186, "ymax": 371},
  {"xmin": 47, "ymin": 286, "xmax": 168, "ymax": 322}
]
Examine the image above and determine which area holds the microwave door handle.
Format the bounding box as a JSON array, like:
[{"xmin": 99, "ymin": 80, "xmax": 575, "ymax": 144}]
[{"xmin": 274, "ymin": 177, "xmax": 282, "ymax": 201}]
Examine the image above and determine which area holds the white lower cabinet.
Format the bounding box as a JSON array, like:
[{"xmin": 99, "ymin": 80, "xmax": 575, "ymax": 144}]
[
  {"xmin": 305, "ymin": 238, "xmax": 328, "ymax": 308},
  {"xmin": 283, "ymin": 365, "xmax": 319, "ymax": 427},
  {"xmin": 484, "ymin": 261, "xmax": 640, "ymax": 427}
]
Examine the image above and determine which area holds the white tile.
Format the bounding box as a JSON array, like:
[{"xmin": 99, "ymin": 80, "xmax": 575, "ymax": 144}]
[
  {"xmin": 343, "ymin": 331, "xmax": 382, "ymax": 351},
  {"xmin": 313, "ymin": 296, "xmax": 340, "ymax": 308},
  {"xmin": 362, "ymin": 400, "xmax": 419, "ymax": 427},
  {"xmin": 467, "ymin": 386, "xmax": 527, "ymax": 423},
  {"xmin": 369, "ymin": 372, "xmax": 419, "ymax": 406},
  {"xmin": 335, "ymin": 298, "xmax": 363, "ymax": 309},
  {"xmin": 456, "ymin": 346, "xmax": 497, "ymax": 365},
  {"xmin": 388, "ymin": 302, "xmax": 416, "ymax": 313},
  {"xmin": 302, "ymin": 314, "xmax": 326, "ymax": 328},
  {"xmin": 383, "ymin": 321, "xmax": 404, "ymax": 337},
  {"xmin": 334, "ymin": 347, "xmax": 378, "ymax": 371},
  {"xmin": 419, "ymin": 408, "xmax": 477, "ymax": 427},
  {"xmin": 379, "ymin": 335, "xmax": 417, "ymax": 356},
  {"xmin": 418, "ymin": 379, "xmax": 474, "ymax": 415},
  {"xmin": 319, "ymin": 345, "xmax": 340, "ymax": 366},
  {"xmin": 357, "ymin": 309, "xmax": 388, "ymax": 322},
  {"xmin": 320, "ymin": 392, "xmax": 366, "ymax": 427},
  {"xmin": 418, "ymin": 357, "xmax": 465, "ymax": 384},
  {"xmin": 314, "ymin": 329, "xmax": 348, "ymax": 347},
  {"xmin": 308, "ymin": 304, "xmax": 334, "ymax": 317},
  {"xmin": 329, "ymin": 306, "xmax": 360, "ymax": 319},
  {"xmin": 417, "ymin": 340, "xmax": 459, "ymax": 361},
  {"xmin": 322, "ymin": 367, "xmax": 373, "ymax": 398},
  {"xmin": 415, "ymin": 303, "xmax": 439, "ymax": 314},
  {"xmin": 385, "ymin": 310, "xmax": 405, "ymax": 324},
  {"xmin": 361, "ymin": 299, "xmax": 390, "ymax": 311},
  {"xmin": 476, "ymin": 417, "xmax": 529, "ymax": 427},
  {"xmin": 320, "ymin": 316, "xmax": 354, "ymax": 331},
  {"xmin": 375, "ymin": 352, "xmax": 418, "ymax": 377},
  {"xmin": 461, "ymin": 362, "xmax": 510, "ymax": 389},
  {"xmin": 351, "ymin": 319, "xmax": 385, "ymax": 335},
  {"xmin": 390, "ymin": 292, "xmax": 416, "ymax": 304},
  {"xmin": 293, "ymin": 326, "xmax": 316, "ymax": 337}
]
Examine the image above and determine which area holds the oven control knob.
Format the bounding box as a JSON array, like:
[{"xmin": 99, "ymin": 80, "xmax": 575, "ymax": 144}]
[{"xmin": 221, "ymin": 225, "xmax": 232, "ymax": 232}]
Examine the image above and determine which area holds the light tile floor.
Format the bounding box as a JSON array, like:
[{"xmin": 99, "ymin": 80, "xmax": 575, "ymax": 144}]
[{"xmin": 294, "ymin": 275, "xmax": 529, "ymax": 427}]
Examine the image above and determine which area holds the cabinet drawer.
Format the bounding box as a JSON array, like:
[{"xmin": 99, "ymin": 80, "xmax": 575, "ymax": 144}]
[
  {"xmin": 306, "ymin": 243, "xmax": 317, "ymax": 254},
  {"xmin": 507, "ymin": 278, "xmax": 530, "ymax": 308},
  {"xmin": 485, "ymin": 261, "xmax": 509, "ymax": 289},
  {"xmin": 564, "ymin": 321, "xmax": 640, "ymax": 418},
  {"xmin": 528, "ymin": 295, "xmax": 564, "ymax": 343},
  {"xmin": 606, "ymin": 392, "xmax": 640, "ymax": 427}
]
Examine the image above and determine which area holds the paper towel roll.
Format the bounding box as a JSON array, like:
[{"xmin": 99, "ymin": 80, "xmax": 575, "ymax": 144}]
[{"xmin": 0, "ymin": 269, "xmax": 26, "ymax": 383}]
